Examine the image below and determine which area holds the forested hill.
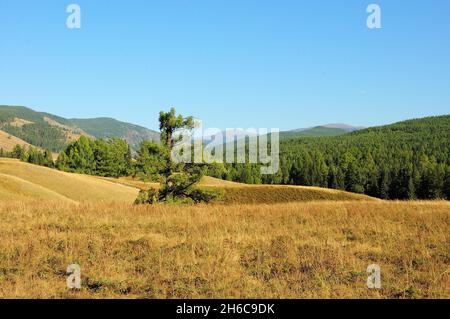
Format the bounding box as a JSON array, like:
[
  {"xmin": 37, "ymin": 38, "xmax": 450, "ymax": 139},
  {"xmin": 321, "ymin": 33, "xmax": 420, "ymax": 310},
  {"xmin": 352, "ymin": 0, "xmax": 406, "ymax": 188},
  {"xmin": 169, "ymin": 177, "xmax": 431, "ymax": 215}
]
[
  {"xmin": 0, "ymin": 105, "xmax": 159, "ymax": 151},
  {"xmin": 281, "ymin": 124, "xmax": 364, "ymax": 139},
  {"xmin": 256, "ymin": 115, "xmax": 449, "ymax": 200},
  {"xmin": 69, "ymin": 117, "xmax": 160, "ymax": 147},
  {"xmin": 201, "ymin": 115, "xmax": 449, "ymax": 200}
]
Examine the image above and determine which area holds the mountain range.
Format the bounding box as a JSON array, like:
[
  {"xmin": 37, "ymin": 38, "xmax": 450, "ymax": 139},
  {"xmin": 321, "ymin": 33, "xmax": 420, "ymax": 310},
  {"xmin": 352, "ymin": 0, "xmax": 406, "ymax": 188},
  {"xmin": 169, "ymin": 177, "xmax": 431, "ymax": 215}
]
[
  {"xmin": 280, "ymin": 124, "xmax": 365, "ymax": 140},
  {"xmin": 0, "ymin": 105, "xmax": 159, "ymax": 152},
  {"xmin": 0, "ymin": 105, "xmax": 367, "ymax": 152}
]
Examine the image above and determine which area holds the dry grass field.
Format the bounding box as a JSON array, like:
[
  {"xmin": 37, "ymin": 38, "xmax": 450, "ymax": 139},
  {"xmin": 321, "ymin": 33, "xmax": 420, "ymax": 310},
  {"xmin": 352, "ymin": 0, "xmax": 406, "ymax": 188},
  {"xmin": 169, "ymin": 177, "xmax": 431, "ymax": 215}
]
[
  {"xmin": 0, "ymin": 200, "xmax": 448, "ymax": 299},
  {"xmin": 0, "ymin": 159, "xmax": 139, "ymax": 203},
  {"xmin": 0, "ymin": 159, "xmax": 448, "ymax": 299},
  {"xmin": 0, "ymin": 129, "xmax": 32, "ymax": 152},
  {"xmin": 199, "ymin": 176, "xmax": 377, "ymax": 204}
]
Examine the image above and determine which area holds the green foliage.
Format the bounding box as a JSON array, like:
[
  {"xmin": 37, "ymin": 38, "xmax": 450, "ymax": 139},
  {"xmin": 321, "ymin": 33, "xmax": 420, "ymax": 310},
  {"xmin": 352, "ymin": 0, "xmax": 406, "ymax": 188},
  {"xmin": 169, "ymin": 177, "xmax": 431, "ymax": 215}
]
[
  {"xmin": 135, "ymin": 173, "xmax": 223, "ymax": 205},
  {"xmin": 56, "ymin": 136, "xmax": 131, "ymax": 177},
  {"xmin": 222, "ymin": 115, "xmax": 450, "ymax": 200},
  {"xmin": 0, "ymin": 105, "xmax": 160, "ymax": 152},
  {"xmin": 68, "ymin": 117, "xmax": 160, "ymax": 149},
  {"xmin": 12, "ymin": 144, "xmax": 25, "ymax": 159},
  {"xmin": 55, "ymin": 151, "xmax": 69, "ymax": 170},
  {"xmin": 2, "ymin": 123, "xmax": 66, "ymax": 152},
  {"xmin": 444, "ymin": 167, "xmax": 450, "ymax": 200},
  {"xmin": 0, "ymin": 148, "xmax": 9, "ymax": 158},
  {"xmin": 0, "ymin": 106, "xmax": 67, "ymax": 151},
  {"xmin": 0, "ymin": 105, "xmax": 47, "ymax": 123},
  {"xmin": 159, "ymin": 107, "xmax": 195, "ymax": 149},
  {"xmin": 281, "ymin": 126, "xmax": 352, "ymax": 139},
  {"xmin": 134, "ymin": 141, "xmax": 168, "ymax": 181},
  {"xmin": 10, "ymin": 144, "xmax": 54, "ymax": 167},
  {"xmin": 134, "ymin": 188, "xmax": 160, "ymax": 205},
  {"xmin": 135, "ymin": 108, "xmax": 218, "ymax": 205},
  {"xmin": 159, "ymin": 173, "xmax": 204, "ymax": 203}
]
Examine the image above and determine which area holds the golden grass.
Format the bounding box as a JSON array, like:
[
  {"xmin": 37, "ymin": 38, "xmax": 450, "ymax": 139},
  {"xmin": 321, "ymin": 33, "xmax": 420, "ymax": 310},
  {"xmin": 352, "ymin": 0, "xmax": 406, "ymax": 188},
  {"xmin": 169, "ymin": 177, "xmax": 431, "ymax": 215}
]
[
  {"xmin": 9, "ymin": 118, "xmax": 33, "ymax": 127},
  {"xmin": 98, "ymin": 176, "xmax": 159, "ymax": 190},
  {"xmin": 0, "ymin": 129, "xmax": 31, "ymax": 151},
  {"xmin": 199, "ymin": 176, "xmax": 377, "ymax": 204},
  {"xmin": 101, "ymin": 175, "xmax": 379, "ymax": 204},
  {"xmin": 0, "ymin": 173, "xmax": 76, "ymax": 203},
  {"xmin": 199, "ymin": 176, "xmax": 248, "ymax": 187},
  {"xmin": 0, "ymin": 159, "xmax": 139, "ymax": 203},
  {"xmin": 0, "ymin": 200, "xmax": 448, "ymax": 299},
  {"xmin": 0, "ymin": 159, "xmax": 378, "ymax": 206}
]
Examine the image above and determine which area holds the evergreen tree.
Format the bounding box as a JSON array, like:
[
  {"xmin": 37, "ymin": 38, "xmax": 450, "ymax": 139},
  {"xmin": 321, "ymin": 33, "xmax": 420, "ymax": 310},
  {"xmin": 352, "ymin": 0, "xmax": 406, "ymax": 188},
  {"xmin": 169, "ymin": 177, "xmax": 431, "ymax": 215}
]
[
  {"xmin": 43, "ymin": 149, "xmax": 54, "ymax": 167},
  {"xmin": 378, "ymin": 168, "xmax": 390, "ymax": 199},
  {"xmin": 135, "ymin": 140, "xmax": 168, "ymax": 181},
  {"xmin": 444, "ymin": 166, "xmax": 450, "ymax": 200},
  {"xmin": 56, "ymin": 151, "xmax": 70, "ymax": 171},
  {"xmin": 135, "ymin": 108, "xmax": 219, "ymax": 205},
  {"xmin": 11, "ymin": 144, "xmax": 25, "ymax": 159}
]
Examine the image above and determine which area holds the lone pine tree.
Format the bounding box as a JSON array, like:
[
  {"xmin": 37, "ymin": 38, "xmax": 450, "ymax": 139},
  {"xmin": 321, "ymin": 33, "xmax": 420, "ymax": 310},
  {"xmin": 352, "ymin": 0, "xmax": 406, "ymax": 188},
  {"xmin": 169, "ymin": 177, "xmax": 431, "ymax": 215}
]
[{"xmin": 135, "ymin": 108, "xmax": 219, "ymax": 205}]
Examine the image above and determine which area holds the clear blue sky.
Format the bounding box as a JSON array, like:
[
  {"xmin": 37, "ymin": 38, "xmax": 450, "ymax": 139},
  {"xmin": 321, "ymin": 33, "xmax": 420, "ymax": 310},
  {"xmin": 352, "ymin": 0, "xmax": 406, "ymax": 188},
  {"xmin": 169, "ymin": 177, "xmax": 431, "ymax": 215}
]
[{"xmin": 1, "ymin": 0, "xmax": 449, "ymax": 131}]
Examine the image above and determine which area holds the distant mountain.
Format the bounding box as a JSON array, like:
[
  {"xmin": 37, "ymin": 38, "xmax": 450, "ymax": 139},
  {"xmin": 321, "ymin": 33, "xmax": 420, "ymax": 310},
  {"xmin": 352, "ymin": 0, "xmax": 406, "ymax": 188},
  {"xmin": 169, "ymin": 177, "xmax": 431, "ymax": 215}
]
[
  {"xmin": 281, "ymin": 124, "xmax": 365, "ymax": 139},
  {"xmin": 0, "ymin": 105, "xmax": 159, "ymax": 152},
  {"xmin": 261, "ymin": 115, "xmax": 450, "ymax": 200},
  {"xmin": 68, "ymin": 117, "xmax": 160, "ymax": 149},
  {"xmin": 320, "ymin": 123, "xmax": 365, "ymax": 131},
  {"xmin": 201, "ymin": 124, "xmax": 366, "ymax": 147}
]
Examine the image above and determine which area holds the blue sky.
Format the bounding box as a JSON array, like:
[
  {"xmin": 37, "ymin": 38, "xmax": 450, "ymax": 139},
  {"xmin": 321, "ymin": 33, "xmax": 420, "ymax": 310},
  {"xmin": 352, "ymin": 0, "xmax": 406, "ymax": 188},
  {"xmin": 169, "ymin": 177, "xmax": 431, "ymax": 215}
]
[{"xmin": 0, "ymin": 1, "xmax": 449, "ymax": 131}]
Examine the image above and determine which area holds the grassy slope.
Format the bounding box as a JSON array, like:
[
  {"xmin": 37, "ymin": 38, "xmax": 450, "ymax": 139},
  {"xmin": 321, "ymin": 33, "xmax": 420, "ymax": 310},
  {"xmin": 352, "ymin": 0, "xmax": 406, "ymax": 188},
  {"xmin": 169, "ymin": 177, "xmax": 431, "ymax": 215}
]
[
  {"xmin": 0, "ymin": 159, "xmax": 139, "ymax": 203},
  {"xmin": 0, "ymin": 173, "xmax": 76, "ymax": 202},
  {"xmin": 0, "ymin": 105, "xmax": 160, "ymax": 151},
  {"xmin": 199, "ymin": 176, "xmax": 377, "ymax": 203},
  {"xmin": 0, "ymin": 130, "xmax": 59, "ymax": 160},
  {"xmin": 0, "ymin": 200, "xmax": 448, "ymax": 298},
  {"xmin": 99, "ymin": 175, "xmax": 377, "ymax": 203},
  {"xmin": 0, "ymin": 129, "xmax": 32, "ymax": 151},
  {"xmin": 0, "ymin": 160, "xmax": 377, "ymax": 204}
]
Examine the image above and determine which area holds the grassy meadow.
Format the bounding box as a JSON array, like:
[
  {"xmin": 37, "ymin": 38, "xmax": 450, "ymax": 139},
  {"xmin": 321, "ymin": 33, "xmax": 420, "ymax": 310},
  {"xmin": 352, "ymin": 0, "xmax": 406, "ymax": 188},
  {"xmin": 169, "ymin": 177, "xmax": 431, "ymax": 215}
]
[
  {"xmin": 0, "ymin": 200, "xmax": 448, "ymax": 299},
  {"xmin": 0, "ymin": 158, "xmax": 448, "ymax": 299},
  {"xmin": 0, "ymin": 159, "xmax": 139, "ymax": 203}
]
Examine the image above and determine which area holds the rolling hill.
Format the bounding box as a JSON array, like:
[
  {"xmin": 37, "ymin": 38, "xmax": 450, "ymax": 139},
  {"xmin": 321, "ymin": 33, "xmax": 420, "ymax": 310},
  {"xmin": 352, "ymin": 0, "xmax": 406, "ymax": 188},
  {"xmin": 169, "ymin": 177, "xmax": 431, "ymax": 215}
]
[
  {"xmin": 0, "ymin": 158, "xmax": 377, "ymax": 204},
  {"xmin": 0, "ymin": 128, "xmax": 32, "ymax": 152},
  {"xmin": 281, "ymin": 123, "xmax": 364, "ymax": 139},
  {"xmin": 198, "ymin": 176, "xmax": 377, "ymax": 203},
  {"xmin": 0, "ymin": 105, "xmax": 160, "ymax": 151},
  {"xmin": 240, "ymin": 115, "xmax": 450, "ymax": 200},
  {"xmin": 0, "ymin": 158, "xmax": 139, "ymax": 203}
]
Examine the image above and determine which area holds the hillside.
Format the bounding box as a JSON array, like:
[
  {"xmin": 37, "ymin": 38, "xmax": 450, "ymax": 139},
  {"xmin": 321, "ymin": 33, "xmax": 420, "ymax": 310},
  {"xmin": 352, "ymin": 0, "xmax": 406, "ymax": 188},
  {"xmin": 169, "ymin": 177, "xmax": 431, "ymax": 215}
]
[
  {"xmin": 198, "ymin": 177, "xmax": 377, "ymax": 204},
  {"xmin": 281, "ymin": 127, "xmax": 351, "ymax": 139},
  {"xmin": 0, "ymin": 105, "xmax": 159, "ymax": 151},
  {"xmin": 0, "ymin": 159, "xmax": 377, "ymax": 204},
  {"xmin": 0, "ymin": 158, "xmax": 139, "ymax": 203},
  {"xmin": 0, "ymin": 129, "xmax": 32, "ymax": 152},
  {"xmin": 69, "ymin": 117, "xmax": 160, "ymax": 149},
  {"xmin": 281, "ymin": 123, "xmax": 364, "ymax": 139},
  {"xmin": 226, "ymin": 115, "xmax": 450, "ymax": 200}
]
